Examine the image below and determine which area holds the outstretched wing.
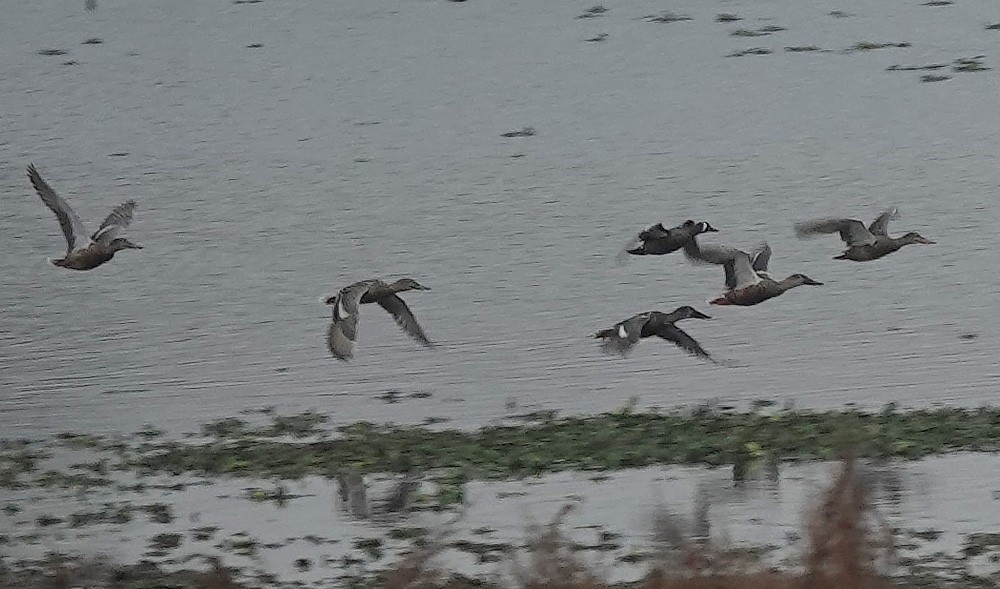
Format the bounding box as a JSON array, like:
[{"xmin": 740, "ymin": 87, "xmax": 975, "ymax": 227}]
[
  {"xmin": 377, "ymin": 294, "xmax": 433, "ymax": 347},
  {"xmin": 867, "ymin": 207, "xmax": 899, "ymax": 236},
  {"xmin": 750, "ymin": 243, "xmax": 771, "ymax": 273},
  {"xmin": 92, "ymin": 200, "xmax": 137, "ymax": 243},
  {"xmin": 794, "ymin": 217, "xmax": 875, "ymax": 247},
  {"xmin": 684, "ymin": 243, "xmax": 759, "ymax": 290},
  {"xmin": 656, "ymin": 324, "xmax": 715, "ymax": 363},
  {"xmin": 28, "ymin": 164, "xmax": 88, "ymax": 253},
  {"xmin": 595, "ymin": 313, "xmax": 649, "ymax": 356},
  {"xmin": 326, "ymin": 281, "xmax": 375, "ymax": 360}
]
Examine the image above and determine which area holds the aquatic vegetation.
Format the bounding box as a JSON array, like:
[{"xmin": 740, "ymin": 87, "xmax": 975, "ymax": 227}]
[
  {"xmin": 149, "ymin": 532, "xmax": 182, "ymax": 551},
  {"xmin": 68, "ymin": 503, "xmax": 133, "ymax": 527},
  {"xmin": 124, "ymin": 407, "xmax": 1000, "ymax": 484},
  {"xmin": 139, "ymin": 502, "xmax": 174, "ymax": 524}
]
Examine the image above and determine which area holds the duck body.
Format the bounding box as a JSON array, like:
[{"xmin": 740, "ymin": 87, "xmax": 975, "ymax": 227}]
[
  {"xmin": 833, "ymin": 234, "xmax": 935, "ymax": 261},
  {"xmin": 709, "ymin": 275, "xmax": 822, "ymax": 306},
  {"xmin": 27, "ymin": 164, "xmax": 142, "ymax": 271},
  {"xmin": 684, "ymin": 241, "xmax": 822, "ymax": 307},
  {"xmin": 593, "ymin": 306, "xmax": 715, "ymax": 362},
  {"xmin": 627, "ymin": 220, "xmax": 717, "ymax": 256},
  {"xmin": 794, "ymin": 208, "xmax": 933, "ymax": 262},
  {"xmin": 324, "ymin": 278, "xmax": 433, "ymax": 361}
]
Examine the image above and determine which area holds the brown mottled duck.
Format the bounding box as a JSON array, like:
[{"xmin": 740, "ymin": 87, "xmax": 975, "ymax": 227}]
[{"xmin": 684, "ymin": 242, "xmax": 822, "ymax": 306}]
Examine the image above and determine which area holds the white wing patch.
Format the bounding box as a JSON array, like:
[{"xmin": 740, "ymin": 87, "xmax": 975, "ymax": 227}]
[
  {"xmin": 337, "ymin": 298, "xmax": 350, "ymax": 319},
  {"xmin": 617, "ymin": 324, "xmax": 627, "ymax": 338}
]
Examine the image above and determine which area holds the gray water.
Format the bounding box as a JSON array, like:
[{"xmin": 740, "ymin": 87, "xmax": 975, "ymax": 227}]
[{"xmin": 2, "ymin": 0, "xmax": 999, "ymax": 438}]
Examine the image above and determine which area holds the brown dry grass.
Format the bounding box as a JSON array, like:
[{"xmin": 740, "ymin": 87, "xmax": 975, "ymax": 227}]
[{"xmin": 380, "ymin": 457, "xmax": 897, "ymax": 589}]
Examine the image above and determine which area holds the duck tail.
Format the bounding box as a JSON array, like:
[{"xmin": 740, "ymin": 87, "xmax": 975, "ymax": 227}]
[
  {"xmin": 626, "ymin": 246, "xmax": 646, "ymax": 255},
  {"xmin": 833, "ymin": 253, "xmax": 848, "ymax": 260},
  {"xmin": 709, "ymin": 296, "xmax": 732, "ymax": 306}
]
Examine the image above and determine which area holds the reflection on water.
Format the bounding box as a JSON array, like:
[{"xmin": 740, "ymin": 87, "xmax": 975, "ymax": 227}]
[{"xmin": 4, "ymin": 447, "xmax": 999, "ymax": 585}]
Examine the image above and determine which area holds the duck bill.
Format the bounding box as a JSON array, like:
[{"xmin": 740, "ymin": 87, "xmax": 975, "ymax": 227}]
[
  {"xmin": 804, "ymin": 278, "xmax": 824, "ymax": 286},
  {"xmin": 323, "ymin": 295, "xmax": 337, "ymax": 305},
  {"xmin": 691, "ymin": 310, "xmax": 712, "ymax": 320},
  {"xmin": 916, "ymin": 237, "xmax": 935, "ymax": 245},
  {"xmin": 705, "ymin": 225, "xmax": 719, "ymax": 233}
]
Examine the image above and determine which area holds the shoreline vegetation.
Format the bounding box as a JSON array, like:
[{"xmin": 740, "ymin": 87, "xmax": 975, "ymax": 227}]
[
  {"xmin": 5, "ymin": 405, "xmax": 1000, "ymax": 588},
  {"xmin": 129, "ymin": 404, "xmax": 1000, "ymax": 480}
]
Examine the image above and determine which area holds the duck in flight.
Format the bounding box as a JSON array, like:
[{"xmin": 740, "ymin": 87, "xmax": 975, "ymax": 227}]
[
  {"xmin": 27, "ymin": 164, "xmax": 142, "ymax": 270},
  {"xmin": 594, "ymin": 306, "xmax": 716, "ymax": 362},
  {"xmin": 793, "ymin": 208, "xmax": 934, "ymax": 261},
  {"xmin": 324, "ymin": 278, "xmax": 434, "ymax": 361},
  {"xmin": 684, "ymin": 242, "xmax": 822, "ymax": 306},
  {"xmin": 625, "ymin": 219, "xmax": 718, "ymax": 256}
]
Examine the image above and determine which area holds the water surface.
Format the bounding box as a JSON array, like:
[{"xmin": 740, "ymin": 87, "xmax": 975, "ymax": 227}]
[{"xmin": 1, "ymin": 0, "xmax": 998, "ymax": 437}]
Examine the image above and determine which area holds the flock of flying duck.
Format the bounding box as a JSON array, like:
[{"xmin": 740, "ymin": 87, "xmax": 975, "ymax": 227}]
[{"xmin": 25, "ymin": 164, "xmax": 935, "ymax": 364}]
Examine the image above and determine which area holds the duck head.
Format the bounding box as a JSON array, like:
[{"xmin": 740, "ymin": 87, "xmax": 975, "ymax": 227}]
[
  {"xmin": 696, "ymin": 221, "xmax": 719, "ymax": 234},
  {"xmin": 392, "ymin": 278, "xmax": 431, "ymax": 292},
  {"xmin": 902, "ymin": 232, "xmax": 935, "ymax": 245},
  {"xmin": 675, "ymin": 305, "xmax": 712, "ymax": 320},
  {"xmin": 789, "ymin": 274, "xmax": 823, "ymax": 286},
  {"xmin": 109, "ymin": 238, "xmax": 143, "ymax": 251}
]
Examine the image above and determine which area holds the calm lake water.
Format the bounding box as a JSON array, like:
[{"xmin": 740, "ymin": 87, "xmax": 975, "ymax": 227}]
[{"xmin": 1, "ymin": 0, "xmax": 999, "ymax": 438}]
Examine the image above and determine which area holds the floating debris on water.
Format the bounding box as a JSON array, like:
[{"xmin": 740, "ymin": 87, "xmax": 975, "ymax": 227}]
[
  {"xmin": 785, "ymin": 45, "xmax": 823, "ymax": 52},
  {"xmin": 82, "ymin": 37, "xmax": 103, "ymax": 45},
  {"xmin": 887, "ymin": 63, "xmax": 948, "ymax": 71},
  {"xmin": 643, "ymin": 12, "xmax": 692, "ymax": 23},
  {"xmin": 585, "ymin": 33, "xmax": 608, "ymax": 42},
  {"xmin": 37, "ymin": 49, "xmax": 67, "ymax": 56},
  {"xmin": 246, "ymin": 43, "xmax": 263, "ymax": 48},
  {"xmin": 576, "ymin": 5, "xmax": 607, "ymax": 19},
  {"xmin": 727, "ymin": 47, "xmax": 772, "ymax": 57},
  {"xmin": 953, "ymin": 56, "xmax": 990, "ymax": 72},
  {"xmin": 850, "ymin": 41, "xmax": 911, "ymax": 51},
  {"xmin": 715, "ymin": 13, "xmax": 741, "ymax": 22},
  {"xmin": 501, "ymin": 127, "xmax": 536, "ymax": 138},
  {"xmin": 828, "ymin": 10, "xmax": 852, "ymax": 17}
]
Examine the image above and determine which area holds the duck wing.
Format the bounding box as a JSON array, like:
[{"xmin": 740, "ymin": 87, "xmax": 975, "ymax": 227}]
[
  {"xmin": 750, "ymin": 243, "xmax": 771, "ymax": 273},
  {"xmin": 867, "ymin": 207, "xmax": 899, "ymax": 236},
  {"xmin": 594, "ymin": 312, "xmax": 649, "ymax": 356},
  {"xmin": 326, "ymin": 280, "xmax": 375, "ymax": 360},
  {"xmin": 377, "ymin": 294, "xmax": 433, "ymax": 347},
  {"xmin": 684, "ymin": 243, "xmax": 760, "ymax": 290},
  {"xmin": 794, "ymin": 217, "xmax": 876, "ymax": 247},
  {"xmin": 28, "ymin": 164, "xmax": 89, "ymax": 254},
  {"xmin": 92, "ymin": 200, "xmax": 137, "ymax": 243},
  {"xmin": 652, "ymin": 324, "xmax": 715, "ymax": 363}
]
